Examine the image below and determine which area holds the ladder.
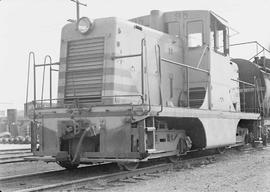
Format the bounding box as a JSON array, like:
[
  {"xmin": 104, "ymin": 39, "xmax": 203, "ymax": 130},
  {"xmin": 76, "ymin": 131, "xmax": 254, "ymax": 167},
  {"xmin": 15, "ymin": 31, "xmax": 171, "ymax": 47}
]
[{"xmin": 255, "ymin": 78, "xmax": 264, "ymax": 116}]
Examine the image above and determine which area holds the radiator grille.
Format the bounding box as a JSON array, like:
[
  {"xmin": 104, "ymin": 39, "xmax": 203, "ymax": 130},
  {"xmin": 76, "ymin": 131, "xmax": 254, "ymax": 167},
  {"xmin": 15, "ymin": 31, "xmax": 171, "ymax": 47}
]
[{"xmin": 65, "ymin": 37, "xmax": 104, "ymax": 103}]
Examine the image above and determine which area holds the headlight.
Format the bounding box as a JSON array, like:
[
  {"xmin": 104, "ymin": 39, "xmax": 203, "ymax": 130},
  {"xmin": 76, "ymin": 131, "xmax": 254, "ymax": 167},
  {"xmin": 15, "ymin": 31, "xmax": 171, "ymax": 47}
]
[{"xmin": 77, "ymin": 17, "xmax": 94, "ymax": 34}]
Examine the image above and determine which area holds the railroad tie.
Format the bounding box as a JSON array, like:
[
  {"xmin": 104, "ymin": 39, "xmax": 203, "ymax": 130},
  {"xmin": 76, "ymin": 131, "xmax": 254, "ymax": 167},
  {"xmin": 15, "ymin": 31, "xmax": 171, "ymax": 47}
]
[
  {"xmin": 118, "ymin": 178, "xmax": 137, "ymax": 183},
  {"xmin": 107, "ymin": 182, "xmax": 125, "ymax": 187},
  {"xmin": 145, "ymin": 173, "xmax": 160, "ymax": 178},
  {"xmin": 132, "ymin": 176, "xmax": 148, "ymax": 180}
]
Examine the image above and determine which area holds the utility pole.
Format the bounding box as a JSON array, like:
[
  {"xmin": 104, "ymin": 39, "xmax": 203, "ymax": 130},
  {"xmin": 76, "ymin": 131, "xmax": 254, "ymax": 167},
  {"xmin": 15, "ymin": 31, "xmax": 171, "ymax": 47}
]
[{"xmin": 70, "ymin": 0, "xmax": 87, "ymax": 22}]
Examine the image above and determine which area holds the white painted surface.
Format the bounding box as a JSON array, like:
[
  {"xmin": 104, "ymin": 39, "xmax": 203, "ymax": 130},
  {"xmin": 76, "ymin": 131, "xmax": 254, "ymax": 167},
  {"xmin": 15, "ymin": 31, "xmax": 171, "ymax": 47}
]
[
  {"xmin": 200, "ymin": 118, "xmax": 239, "ymax": 147},
  {"xmin": 0, "ymin": 144, "xmax": 30, "ymax": 150}
]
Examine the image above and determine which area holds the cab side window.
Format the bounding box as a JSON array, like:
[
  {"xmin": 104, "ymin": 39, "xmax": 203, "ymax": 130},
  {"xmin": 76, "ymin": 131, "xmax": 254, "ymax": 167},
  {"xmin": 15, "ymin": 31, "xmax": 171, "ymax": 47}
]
[
  {"xmin": 210, "ymin": 16, "xmax": 229, "ymax": 56},
  {"xmin": 187, "ymin": 21, "xmax": 203, "ymax": 48}
]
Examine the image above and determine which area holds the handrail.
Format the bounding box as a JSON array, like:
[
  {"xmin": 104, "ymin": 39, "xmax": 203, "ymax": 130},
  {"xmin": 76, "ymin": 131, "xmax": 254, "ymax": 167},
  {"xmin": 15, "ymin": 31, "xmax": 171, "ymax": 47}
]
[
  {"xmin": 141, "ymin": 39, "xmax": 146, "ymax": 105},
  {"xmin": 161, "ymin": 57, "xmax": 211, "ymax": 109},
  {"xmin": 30, "ymin": 53, "xmax": 59, "ymax": 110},
  {"xmin": 34, "ymin": 62, "xmax": 60, "ymax": 67},
  {"xmin": 111, "ymin": 38, "xmax": 146, "ymax": 106},
  {"xmin": 25, "ymin": 94, "xmax": 145, "ymax": 110},
  {"xmin": 31, "ymin": 94, "xmax": 144, "ymax": 103},
  {"xmin": 41, "ymin": 55, "xmax": 52, "ymax": 106},
  {"xmin": 34, "ymin": 94, "xmax": 142, "ymax": 100},
  {"xmin": 26, "ymin": 52, "xmax": 37, "ymax": 153},
  {"xmin": 231, "ymin": 77, "xmax": 258, "ymax": 113},
  {"xmin": 249, "ymin": 49, "xmax": 265, "ymax": 61},
  {"xmin": 156, "ymin": 44, "xmax": 163, "ymax": 115},
  {"xmin": 26, "ymin": 52, "xmax": 35, "ymax": 105},
  {"xmin": 29, "ymin": 41, "xmax": 146, "ymax": 111},
  {"xmin": 196, "ymin": 45, "xmax": 209, "ymax": 68},
  {"xmin": 111, "ymin": 54, "xmax": 142, "ymax": 60},
  {"xmin": 142, "ymin": 39, "xmax": 152, "ymax": 114},
  {"xmin": 161, "ymin": 58, "xmax": 210, "ymax": 74},
  {"xmin": 25, "ymin": 52, "xmax": 36, "ymax": 117},
  {"xmin": 230, "ymin": 41, "xmax": 270, "ymax": 61},
  {"xmin": 231, "ymin": 78, "xmax": 255, "ymax": 87}
]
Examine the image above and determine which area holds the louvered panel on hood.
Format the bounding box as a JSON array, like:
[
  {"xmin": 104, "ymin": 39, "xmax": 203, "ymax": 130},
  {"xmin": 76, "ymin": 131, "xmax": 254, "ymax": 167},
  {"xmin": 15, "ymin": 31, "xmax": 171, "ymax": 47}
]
[{"xmin": 65, "ymin": 37, "xmax": 104, "ymax": 103}]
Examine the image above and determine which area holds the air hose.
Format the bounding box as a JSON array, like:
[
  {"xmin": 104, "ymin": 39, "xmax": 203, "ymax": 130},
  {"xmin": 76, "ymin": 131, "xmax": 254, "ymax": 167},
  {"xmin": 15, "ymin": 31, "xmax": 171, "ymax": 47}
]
[{"xmin": 72, "ymin": 126, "xmax": 91, "ymax": 164}]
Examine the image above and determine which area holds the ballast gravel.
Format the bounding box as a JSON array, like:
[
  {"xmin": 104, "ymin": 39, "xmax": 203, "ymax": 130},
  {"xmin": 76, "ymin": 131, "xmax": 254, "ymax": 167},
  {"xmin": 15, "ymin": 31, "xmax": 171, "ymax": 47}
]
[{"xmin": 103, "ymin": 147, "xmax": 270, "ymax": 192}]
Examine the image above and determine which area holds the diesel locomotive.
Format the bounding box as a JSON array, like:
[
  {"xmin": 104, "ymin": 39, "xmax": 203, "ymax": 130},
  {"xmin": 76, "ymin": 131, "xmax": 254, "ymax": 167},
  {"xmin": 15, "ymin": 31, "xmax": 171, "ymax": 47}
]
[{"xmin": 25, "ymin": 10, "xmax": 270, "ymax": 170}]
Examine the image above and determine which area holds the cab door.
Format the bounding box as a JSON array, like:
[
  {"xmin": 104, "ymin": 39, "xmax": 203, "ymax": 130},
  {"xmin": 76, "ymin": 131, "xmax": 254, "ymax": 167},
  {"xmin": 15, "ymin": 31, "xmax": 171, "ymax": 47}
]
[{"xmin": 184, "ymin": 16, "xmax": 210, "ymax": 109}]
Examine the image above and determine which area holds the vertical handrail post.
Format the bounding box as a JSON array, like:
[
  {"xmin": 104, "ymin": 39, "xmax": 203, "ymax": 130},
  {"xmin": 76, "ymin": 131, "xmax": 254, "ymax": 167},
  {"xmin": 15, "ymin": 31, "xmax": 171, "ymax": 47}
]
[
  {"xmin": 208, "ymin": 70, "xmax": 212, "ymax": 110},
  {"xmin": 156, "ymin": 44, "xmax": 163, "ymax": 115},
  {"xmin": 41, "ymin": 62, "xmax": 46, "ymax": 106},
  {"xmin": 141, "ymin": 39, "xmax": 145, "ymax": 104},
  {"xmin": 33, "ymin": 57, "xmax": 37, "ymax": 110},
  {"xmin": 243, "ymin": 84, "xmax": 246, "ymax": 112},
  {"xmin": 50, "ymin": 63, "xmax": 52, "ymax": 107},
  {"xmin": 254, "ymin": 76, "xmax": 256, "ymax": 113},
  {"xmin": 26, "ymin": 52, "xmax": 37, "ymax": 152},
  {"xmin": 187, "ymin": 67, "xmax": 189, "ymax": 107},
  {"xmin": 41, "ymin": 55, "xmax": 52, "ymax": 107},
  {"xmin": 32, "ymin": 53, "xmax": 37, "ymax": 153},
  {"xmin": 26, "ymin": 52, "xmax": 35, "ymax": 114},
  {"xmin": 196, "ymin": 45, "xmax": 208, "ymax": 68}
]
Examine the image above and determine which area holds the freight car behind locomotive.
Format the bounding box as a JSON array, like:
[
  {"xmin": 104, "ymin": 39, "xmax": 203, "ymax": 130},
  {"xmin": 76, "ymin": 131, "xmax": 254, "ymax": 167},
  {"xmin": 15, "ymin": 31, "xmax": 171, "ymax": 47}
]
[
  {"xmin": 232, "ymin": 57, "xmax": 270, "ymax": 116},
  {"xmin": 25, "ymin": 10, "xmax": 266, "ymax": 170}
]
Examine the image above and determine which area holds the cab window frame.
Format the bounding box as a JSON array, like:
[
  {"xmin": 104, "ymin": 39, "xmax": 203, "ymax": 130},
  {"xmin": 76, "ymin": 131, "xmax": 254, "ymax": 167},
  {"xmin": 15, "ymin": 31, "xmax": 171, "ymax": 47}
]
[
  {"xmin": 187, "ymin": 20, "xmax": 204, "ymax": 49},
  {"xmin": 210, "ymin": 16, "xmax": 229, "ymax": 56}
]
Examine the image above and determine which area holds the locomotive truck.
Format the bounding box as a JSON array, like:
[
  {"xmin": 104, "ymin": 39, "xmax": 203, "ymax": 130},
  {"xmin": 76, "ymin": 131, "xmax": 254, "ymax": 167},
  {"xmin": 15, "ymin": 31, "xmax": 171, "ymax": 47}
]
[{"xmin": 25, "ymin": 10, "xmax": 270, "ymax": 170}]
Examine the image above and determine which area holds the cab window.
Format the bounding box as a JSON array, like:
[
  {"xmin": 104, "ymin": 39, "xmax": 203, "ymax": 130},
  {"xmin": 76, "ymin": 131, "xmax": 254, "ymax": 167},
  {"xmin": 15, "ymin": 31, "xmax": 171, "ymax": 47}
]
[
  {"xmin": 210, "ymin": 16, "xmax": 229, "ymax": 56},
  {"xmin": 187, "ymin": 21, "xmax": 203, "ymax": 48}
]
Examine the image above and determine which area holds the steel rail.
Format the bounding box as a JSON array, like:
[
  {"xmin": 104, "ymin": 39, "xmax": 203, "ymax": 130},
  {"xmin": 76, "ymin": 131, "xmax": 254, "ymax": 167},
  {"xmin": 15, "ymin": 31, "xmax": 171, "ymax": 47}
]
[
  {"xmin": 0, "ymin": 150, "xmax": 31, "ymax": 155},
  {"xmin": 0, "ymin": 169, "xmax": 67, "ymax": 182},
  {"xmin": 0, "ymin": 153, "xmax": 32, "ymax": 160},
  {"xmin": 12, "ymin": 155, "xmax": 216, "ymax": 192},
  {"xmin": 0, "ymin": 152, "xmax": 33, "ymax": 164},
  {"xmin": 0, "ymin": 163, "xmax": 112, "ymax": 186},
  {"xmin": 0, "ymin": 158, "xmax": 28, "ymax": 164},
  {"xmin": 15, "ymin": 164, "xmax": 172, "ymax": 192},
  {"xmin": 6, "ymin": 146, "xmax": 259, "ymax": 191},
  {"xmin": 0, "ymin": 148, "xmax": 30, "ymax": 152}
]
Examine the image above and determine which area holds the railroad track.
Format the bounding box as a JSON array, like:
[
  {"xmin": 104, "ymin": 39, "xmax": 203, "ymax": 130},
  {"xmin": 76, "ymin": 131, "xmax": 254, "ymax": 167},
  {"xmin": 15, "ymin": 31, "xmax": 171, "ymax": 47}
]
[
  {"xmin": 1, "ymin": 146, "xmax": 266, "ymax": 191},
  {"xmin": 0, "ymin": 147, "xmax": 30, "ymax": 152},
  {"xmin": 0, "ymin": 154, "xmax": 216, "ymax": 192},
  {"xmin": 0, "ymin": 149, "xmax": 32, "ymax": 164}
]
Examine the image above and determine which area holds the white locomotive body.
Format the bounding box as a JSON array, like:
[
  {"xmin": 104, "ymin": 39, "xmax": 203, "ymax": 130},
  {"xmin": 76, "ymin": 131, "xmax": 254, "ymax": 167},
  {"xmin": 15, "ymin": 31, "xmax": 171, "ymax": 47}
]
[{"xmin": 25, "ymin": 10, "xmax": 265, "ymax": 169}]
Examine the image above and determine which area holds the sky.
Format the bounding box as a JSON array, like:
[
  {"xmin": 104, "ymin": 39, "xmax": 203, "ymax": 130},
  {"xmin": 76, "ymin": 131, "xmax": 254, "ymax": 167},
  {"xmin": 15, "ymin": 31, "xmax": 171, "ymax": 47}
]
[{"xmin": 0, "ymin": 0, "xmax": 269, "ymax": 112}]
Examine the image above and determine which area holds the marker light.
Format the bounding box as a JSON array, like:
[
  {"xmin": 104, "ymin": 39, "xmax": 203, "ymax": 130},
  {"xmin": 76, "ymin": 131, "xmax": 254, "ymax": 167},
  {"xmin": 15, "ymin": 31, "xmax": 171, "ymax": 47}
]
[{"xmin": 77, "ymin": 17, "xmax": 94, "ymax": 34}]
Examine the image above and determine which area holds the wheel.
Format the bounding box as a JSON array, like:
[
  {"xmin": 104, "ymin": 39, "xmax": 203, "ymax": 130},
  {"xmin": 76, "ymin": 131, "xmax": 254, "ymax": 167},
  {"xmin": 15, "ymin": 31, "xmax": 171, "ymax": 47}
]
[
  {"xmin": 262, "ymin": 134, "xmax": 267, "ymax": 146},
  {"xmin": 167, "ymin": 137, "xmax": 187, "ymax": 163},
  {"xmin": 57, "ymin": 161, "xmax": 79, "ymax": 170},
  {"xmin": 216, "ymin": 147, "xmax": 226, "ymax": 154},
  {"xmin": 117, "ymin": 162, "xmax": 139, "ymax": 171},
  {"xmin": 167, "ymin": 155, "xmax": 181, "ymax": 163}
]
